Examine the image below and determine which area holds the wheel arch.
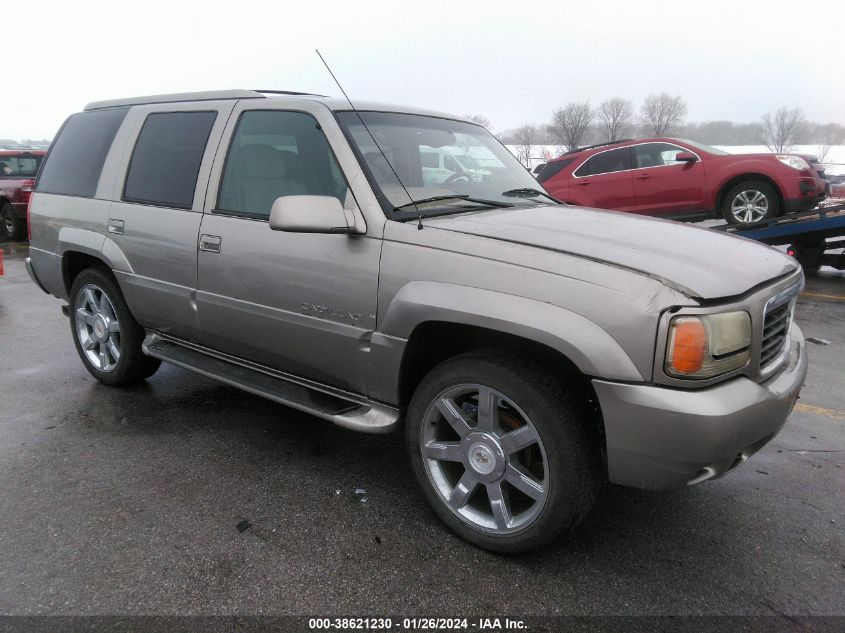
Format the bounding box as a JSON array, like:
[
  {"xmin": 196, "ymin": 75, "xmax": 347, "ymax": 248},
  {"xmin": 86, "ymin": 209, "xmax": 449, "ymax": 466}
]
[
  {"xmin": 57, "ymin": 227, "xmax": 133, "ymax": 298},
  {"xmin": 62, "ymin": 251, "xmax": 111, "ymax": 296},
  {"xmin": 715, "ymin": 173, "xmax": 784, "ymax": 215}
]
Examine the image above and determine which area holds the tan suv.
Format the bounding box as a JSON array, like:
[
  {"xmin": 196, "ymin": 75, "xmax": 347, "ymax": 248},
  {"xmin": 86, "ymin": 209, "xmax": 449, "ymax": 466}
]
[{"xmin": 27, "ymin": 90, "xmax": 807, "ymax": 552}]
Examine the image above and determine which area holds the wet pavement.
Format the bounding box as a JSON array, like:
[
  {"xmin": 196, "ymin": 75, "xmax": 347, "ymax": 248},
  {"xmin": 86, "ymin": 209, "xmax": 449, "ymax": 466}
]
[{"xmin": 0, "ymin": 239, "xmax": 842, "ymax": 617}]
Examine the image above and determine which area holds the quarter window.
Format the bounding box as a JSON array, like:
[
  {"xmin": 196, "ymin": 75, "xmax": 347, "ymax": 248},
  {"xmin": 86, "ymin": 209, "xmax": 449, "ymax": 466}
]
[
  {"xmin": 575, "ymin": 147, "xmax": 632, "ymax": 176},
  {"xmin": 217, "ymin": 110, "xmax": 350, "ymax": 219},
  {"xmin": 36, "ymin": 108, "xmax": 128, "ymax": 197},
  {"xmin": 123, "ymin": 111, "xmax": 217, "ymax": 209}
]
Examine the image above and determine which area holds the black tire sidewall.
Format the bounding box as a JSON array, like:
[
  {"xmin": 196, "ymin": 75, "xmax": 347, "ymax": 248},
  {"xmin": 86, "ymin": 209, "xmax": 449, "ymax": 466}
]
[
  {"xmin": 69, "ymin": 267, "xmax": 160, "ymax": 385},
  {"xmin": 2, "ymin": 203, "xmax": 24, "ymax": 241},
  {"xmin": 406, "ymin": 351, "xmax": 599, "ymax": 554},
  {"xmin": 722, "ymin": 181, "xmax": 779, "ymax": 225}
]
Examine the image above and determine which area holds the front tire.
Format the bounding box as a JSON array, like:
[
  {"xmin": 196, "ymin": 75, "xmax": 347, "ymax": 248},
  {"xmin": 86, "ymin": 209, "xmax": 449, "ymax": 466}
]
[
  {"xmin": 722, "ymin": 181, "xmax": 779, "ymax": 226},
  {"xmin": 69, "ymin": 267, "xmax": 161, "ymax": 385},
  {"xmin": 2, "ymin": 203, "xmax": 26, "ymax": 241},
  {"xmin": 406, "ymin": 350, "xmax": 599, "ymax": 553}
]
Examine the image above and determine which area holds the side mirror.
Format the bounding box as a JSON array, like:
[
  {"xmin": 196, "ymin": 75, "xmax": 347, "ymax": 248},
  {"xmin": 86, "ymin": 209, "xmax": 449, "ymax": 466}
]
[
  {"xmin": 268, "ymin": 195, "xmax": 349, "ymax": 233},
  {"xmin": 675, "ymin": 152, "xmax": 698, "ymax": 163},
  {"xmin": 533, "ymin": 163, "xmax": 547, "ymax": 175}
]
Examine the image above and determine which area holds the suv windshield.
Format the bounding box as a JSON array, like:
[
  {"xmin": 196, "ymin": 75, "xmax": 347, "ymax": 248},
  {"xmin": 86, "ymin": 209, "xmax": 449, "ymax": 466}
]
[
  {"xmin": 336, "ymin": 111, "xmax": 553, "ymax": 220},
  {"xmin": 0, "ymin": 154, "xmax": 43, "ymax": 178}
]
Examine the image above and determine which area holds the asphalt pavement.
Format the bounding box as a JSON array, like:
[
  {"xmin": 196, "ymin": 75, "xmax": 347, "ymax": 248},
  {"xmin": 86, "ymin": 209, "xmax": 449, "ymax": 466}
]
[{"xmin": 0, "ymin": 240, "xmax": 842, "ymax": 620}]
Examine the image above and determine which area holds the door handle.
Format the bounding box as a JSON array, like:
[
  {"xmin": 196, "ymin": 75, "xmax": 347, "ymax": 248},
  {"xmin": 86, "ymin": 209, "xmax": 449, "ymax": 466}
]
[
  {"xmin": 576, "ymin": 179, "xmax": 591, "ymax": 186},
  {"xmin": 108, "ymin": 219, "xmax": 125, "ymax": 235},
  {"xmin": 635, "ymin": 173, "xmax": 652, "ymax": 180},
  {"xmin": 199, "ymin": 234, "xmax": 222, "ymax": 253}
]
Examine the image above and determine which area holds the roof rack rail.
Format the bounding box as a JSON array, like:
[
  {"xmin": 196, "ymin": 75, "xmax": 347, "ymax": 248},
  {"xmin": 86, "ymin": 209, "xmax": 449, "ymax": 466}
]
[
  {"xmin": 253, "ymin": 89, "xmax": 327, "ymax": 97},
  {"xmin": 84, "ymin": 89, "xmax": 324, "ymax": 112},
  {"xmin": 563, "ymin": 139, "xmax": 634, "ymax": 155}
]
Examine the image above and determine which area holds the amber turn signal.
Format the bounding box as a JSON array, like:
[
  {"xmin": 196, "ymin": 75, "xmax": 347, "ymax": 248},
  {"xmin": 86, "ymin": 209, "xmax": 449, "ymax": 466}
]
[{"xmin": 667, "ymin": 317, "xmax": 707, "ymax": 374}]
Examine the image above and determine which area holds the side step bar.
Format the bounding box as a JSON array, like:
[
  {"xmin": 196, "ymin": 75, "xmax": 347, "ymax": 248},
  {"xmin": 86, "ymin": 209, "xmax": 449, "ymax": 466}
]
[{"xmin": 142, "ymin": 332, "xmax": 399, "ymax": 434}]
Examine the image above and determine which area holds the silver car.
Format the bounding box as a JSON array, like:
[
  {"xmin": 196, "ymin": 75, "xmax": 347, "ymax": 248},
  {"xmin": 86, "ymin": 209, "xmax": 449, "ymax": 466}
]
[{"xmin": 26, "ymin": 90, "xmax": 807, "ymax": 553}]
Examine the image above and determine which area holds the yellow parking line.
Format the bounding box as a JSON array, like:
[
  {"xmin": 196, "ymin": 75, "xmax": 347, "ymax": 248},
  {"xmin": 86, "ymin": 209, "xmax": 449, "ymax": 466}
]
[
  {"xmin": 794, "ymin": 403, "xmax": 845, "ymax": 419},
  {"xmin": 800, "ymin": 291, "xmax": 845, "ymax": 301}
]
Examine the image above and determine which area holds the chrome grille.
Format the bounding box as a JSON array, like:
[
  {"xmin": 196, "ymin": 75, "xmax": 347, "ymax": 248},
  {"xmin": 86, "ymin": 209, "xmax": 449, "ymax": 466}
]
[{"xmin": 761, "ymin": 301, "xmax": 792, "ymax": 369}]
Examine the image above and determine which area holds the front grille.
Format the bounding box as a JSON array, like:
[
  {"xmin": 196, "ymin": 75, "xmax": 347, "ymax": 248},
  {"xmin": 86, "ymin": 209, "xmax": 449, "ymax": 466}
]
[{"xmin": 761, "ymin": 301, "xmax": 791, "ymax": 368}]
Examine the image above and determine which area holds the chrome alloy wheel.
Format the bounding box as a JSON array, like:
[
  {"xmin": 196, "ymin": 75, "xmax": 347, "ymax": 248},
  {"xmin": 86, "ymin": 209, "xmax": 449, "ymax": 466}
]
[
  {"xmin": 420, "ymin": 384, "xmax": 549, "ymax": 534},
  {"xmin": 74, "ymin": 284, "xmax": 121, "ymax": 372},
  {"xmin": 730, "ymin": 189, "xmax": 769, "ymax": 224}
]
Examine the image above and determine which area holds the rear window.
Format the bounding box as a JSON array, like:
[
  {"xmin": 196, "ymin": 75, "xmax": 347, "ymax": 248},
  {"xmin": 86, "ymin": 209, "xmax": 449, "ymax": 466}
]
[
  {"xmin": 36, "ymin": 108, "xmax": 128, "ymax": 197},
  {"xmin": 0, "ymin": 154, "xmax": 43, "ymax": 178},
  {"xmin": 123, "ymin": 111, "xmax": 217, "ymax": 209}
]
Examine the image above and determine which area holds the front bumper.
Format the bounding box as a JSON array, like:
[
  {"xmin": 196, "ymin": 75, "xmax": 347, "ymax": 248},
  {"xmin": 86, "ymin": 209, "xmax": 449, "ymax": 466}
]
[
  {"xmin": 593, "ymin": 325, "xmax": 807, "ymax": 490},
  {"xmin": 784, "ymin": 177, "xmax": 827, "ymax": 211}
]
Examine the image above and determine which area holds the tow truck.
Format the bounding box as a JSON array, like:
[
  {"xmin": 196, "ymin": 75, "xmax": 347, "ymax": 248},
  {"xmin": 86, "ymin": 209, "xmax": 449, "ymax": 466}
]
[{"xmin": 713, "ymin": 202, "xmax": 845, "ymax": 273}]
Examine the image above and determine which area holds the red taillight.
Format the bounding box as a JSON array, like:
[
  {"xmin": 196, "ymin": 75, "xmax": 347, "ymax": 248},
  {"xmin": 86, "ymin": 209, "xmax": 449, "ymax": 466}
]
[{"xmin": 25, "ymin": 181, "xmax": 34, "ymax": 241}]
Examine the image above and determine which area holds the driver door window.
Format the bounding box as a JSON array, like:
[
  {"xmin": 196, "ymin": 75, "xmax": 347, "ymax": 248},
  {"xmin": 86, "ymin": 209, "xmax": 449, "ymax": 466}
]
[{"xmin": 216, "ymin": 110, "xmax": 349, "ymax": 219}]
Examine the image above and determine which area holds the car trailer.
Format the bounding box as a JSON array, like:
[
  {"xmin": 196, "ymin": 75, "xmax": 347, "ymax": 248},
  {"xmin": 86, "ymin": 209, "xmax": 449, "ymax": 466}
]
[{"xmin": 711, "ymin": 202, "xmax": 845, "ymax": 273}]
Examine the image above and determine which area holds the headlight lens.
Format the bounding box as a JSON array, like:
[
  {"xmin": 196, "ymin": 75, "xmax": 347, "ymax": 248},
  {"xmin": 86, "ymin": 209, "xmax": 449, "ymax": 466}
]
[
  {"xmin": 665, "ymin": 311, "xmax": 751, "ymax": 379},
  {"xmin": 776, "ymin": 155, "xmax": 811, "ymax": 171}
]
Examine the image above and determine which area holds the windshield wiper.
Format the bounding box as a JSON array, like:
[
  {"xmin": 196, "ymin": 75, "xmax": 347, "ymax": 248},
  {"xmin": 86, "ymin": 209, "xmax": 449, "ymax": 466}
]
[
  {"xmin": 501, "ymin": 188, "xmax": 560, "ymax": 203},
  {"xmin": 393, "ymin": 194, "xmax": 513, "ymax": 213}
]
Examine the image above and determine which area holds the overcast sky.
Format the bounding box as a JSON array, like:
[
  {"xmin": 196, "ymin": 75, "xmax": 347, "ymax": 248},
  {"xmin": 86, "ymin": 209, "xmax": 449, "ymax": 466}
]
[{"xmin": 4, "ymin": 0, "xmax": 843, "ymax": 140}]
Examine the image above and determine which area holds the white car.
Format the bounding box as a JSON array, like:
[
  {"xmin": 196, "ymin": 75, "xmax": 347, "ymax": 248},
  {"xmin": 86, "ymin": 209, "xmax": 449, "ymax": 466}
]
[{"xmin": 420, "ymin": 146, "xmax": 492, "ymax": 185}]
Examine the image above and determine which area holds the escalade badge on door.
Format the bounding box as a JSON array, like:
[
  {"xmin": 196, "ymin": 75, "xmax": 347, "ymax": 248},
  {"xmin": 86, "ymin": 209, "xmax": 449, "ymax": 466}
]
[{"xmin": 301, "ymin": 302, "xmax": 363, "ymax": 322}]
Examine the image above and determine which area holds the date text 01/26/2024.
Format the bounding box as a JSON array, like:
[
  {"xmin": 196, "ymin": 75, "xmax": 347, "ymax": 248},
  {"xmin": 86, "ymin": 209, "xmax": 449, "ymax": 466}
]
[{"xmin": 308, "ymin": 618, "xmax": 528, "ymax": 630}]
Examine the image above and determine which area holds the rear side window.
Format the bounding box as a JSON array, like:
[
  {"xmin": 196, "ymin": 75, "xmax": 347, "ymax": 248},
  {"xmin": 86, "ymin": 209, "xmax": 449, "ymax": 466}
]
[
  {"xmin": 575, "ymin": 147, "xmax": 632, "ymax": 177},
  {"xmin": 36, "ymin": 108, "xmax": 128, "ymax": 197},
  {"xmin": 535, "ymin": 157, "xmax": 574, "ymax": 183},
  {"xmin": 123, "ymin": 111, "xmax": 217, "ymax": 209}
]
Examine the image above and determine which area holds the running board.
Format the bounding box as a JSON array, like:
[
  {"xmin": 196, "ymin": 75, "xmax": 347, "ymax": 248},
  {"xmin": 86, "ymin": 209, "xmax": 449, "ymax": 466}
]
[{"xmin": 142, "ymin": 333, "xmax": 399, "ymax": 434}]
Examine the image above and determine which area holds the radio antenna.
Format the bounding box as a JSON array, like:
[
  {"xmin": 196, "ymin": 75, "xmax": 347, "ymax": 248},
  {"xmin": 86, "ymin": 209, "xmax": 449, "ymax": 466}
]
[{"xmin": 316, "ymin": 49, "xmax": 423, "ymax": 230}]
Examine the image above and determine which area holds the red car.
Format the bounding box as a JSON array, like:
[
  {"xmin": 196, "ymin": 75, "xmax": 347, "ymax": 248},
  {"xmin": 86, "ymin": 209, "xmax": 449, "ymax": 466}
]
[
  {"xmin": 1, "ymin": 149, "xmax": 45, "ymax": 240},
  {"xmin": 537, "ymin": 138, "xmax": 827, "ymax": 226}
]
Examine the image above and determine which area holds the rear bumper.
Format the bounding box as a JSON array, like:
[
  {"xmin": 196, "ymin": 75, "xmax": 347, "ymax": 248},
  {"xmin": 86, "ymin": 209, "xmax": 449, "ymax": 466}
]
[
  {"xmin": 10, "ymin": 201, "xmax": 27, "ymax": 218},
  {"xmin": 25, "ymin": 257, "xmax": 49, "ymax": 294},
  {"xmin": 593, "ymin": 325, "xmax": 807, "ymax": 490}
]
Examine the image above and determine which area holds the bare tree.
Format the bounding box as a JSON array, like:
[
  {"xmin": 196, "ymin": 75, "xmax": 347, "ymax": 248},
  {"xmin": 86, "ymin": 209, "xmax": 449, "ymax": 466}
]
[
  {"xmin": 465, "ymin": 114, "xmax": 491, "ymax": 129},
  {"xmin": 761, "ymin": 107, "xmax": 806, "ymax": 153},
  {"xmin": 512, "ymin": 124, "xmax": 537, "ymax": 168},
  {"xmin": 640, "ymin": 93, "xmax": 687, "ymax": 137},
  {"xmin": 549, "ymin": 102, "xmax": 594, "ymax": 151},
  {"xmin": 811, "ymin": 123, "xmax": 845, "ymax": 164},
  {"xmin": 597, "ymin": 98, "xmax": 634, "ymax": 142}
]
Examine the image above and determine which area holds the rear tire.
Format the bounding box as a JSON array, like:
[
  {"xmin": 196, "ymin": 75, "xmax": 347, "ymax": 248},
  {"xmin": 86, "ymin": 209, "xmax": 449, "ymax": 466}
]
[
  {"xmin": 69, "ymin": 267, "xmax": 161, "ymax": 385},
  {"xmin": 721, "ymin": 181, "xmax": 779, "ymax": 226},
  {"xmin": 406, "ymin": 350, "xmax": 599, "ymax": 553},
  {"xmin": 2, "ymin": 203, "xmax": 26, "ymax": 241}
]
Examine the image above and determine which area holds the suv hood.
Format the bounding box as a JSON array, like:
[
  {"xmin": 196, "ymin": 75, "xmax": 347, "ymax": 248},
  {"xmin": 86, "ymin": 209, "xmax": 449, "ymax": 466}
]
[{"xmin": 425, "ymin": 205, "xmax": 799, "ymax": 299}]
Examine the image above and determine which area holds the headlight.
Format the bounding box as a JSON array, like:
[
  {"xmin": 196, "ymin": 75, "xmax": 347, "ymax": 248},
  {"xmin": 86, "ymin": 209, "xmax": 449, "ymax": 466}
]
[
  {"xmin": 665, "ymin": 311, "xmax": 751, "ymax": 379},
  {"xmin": 776, "ymin": 155, "xmax": 811, "ymax": 171}
]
